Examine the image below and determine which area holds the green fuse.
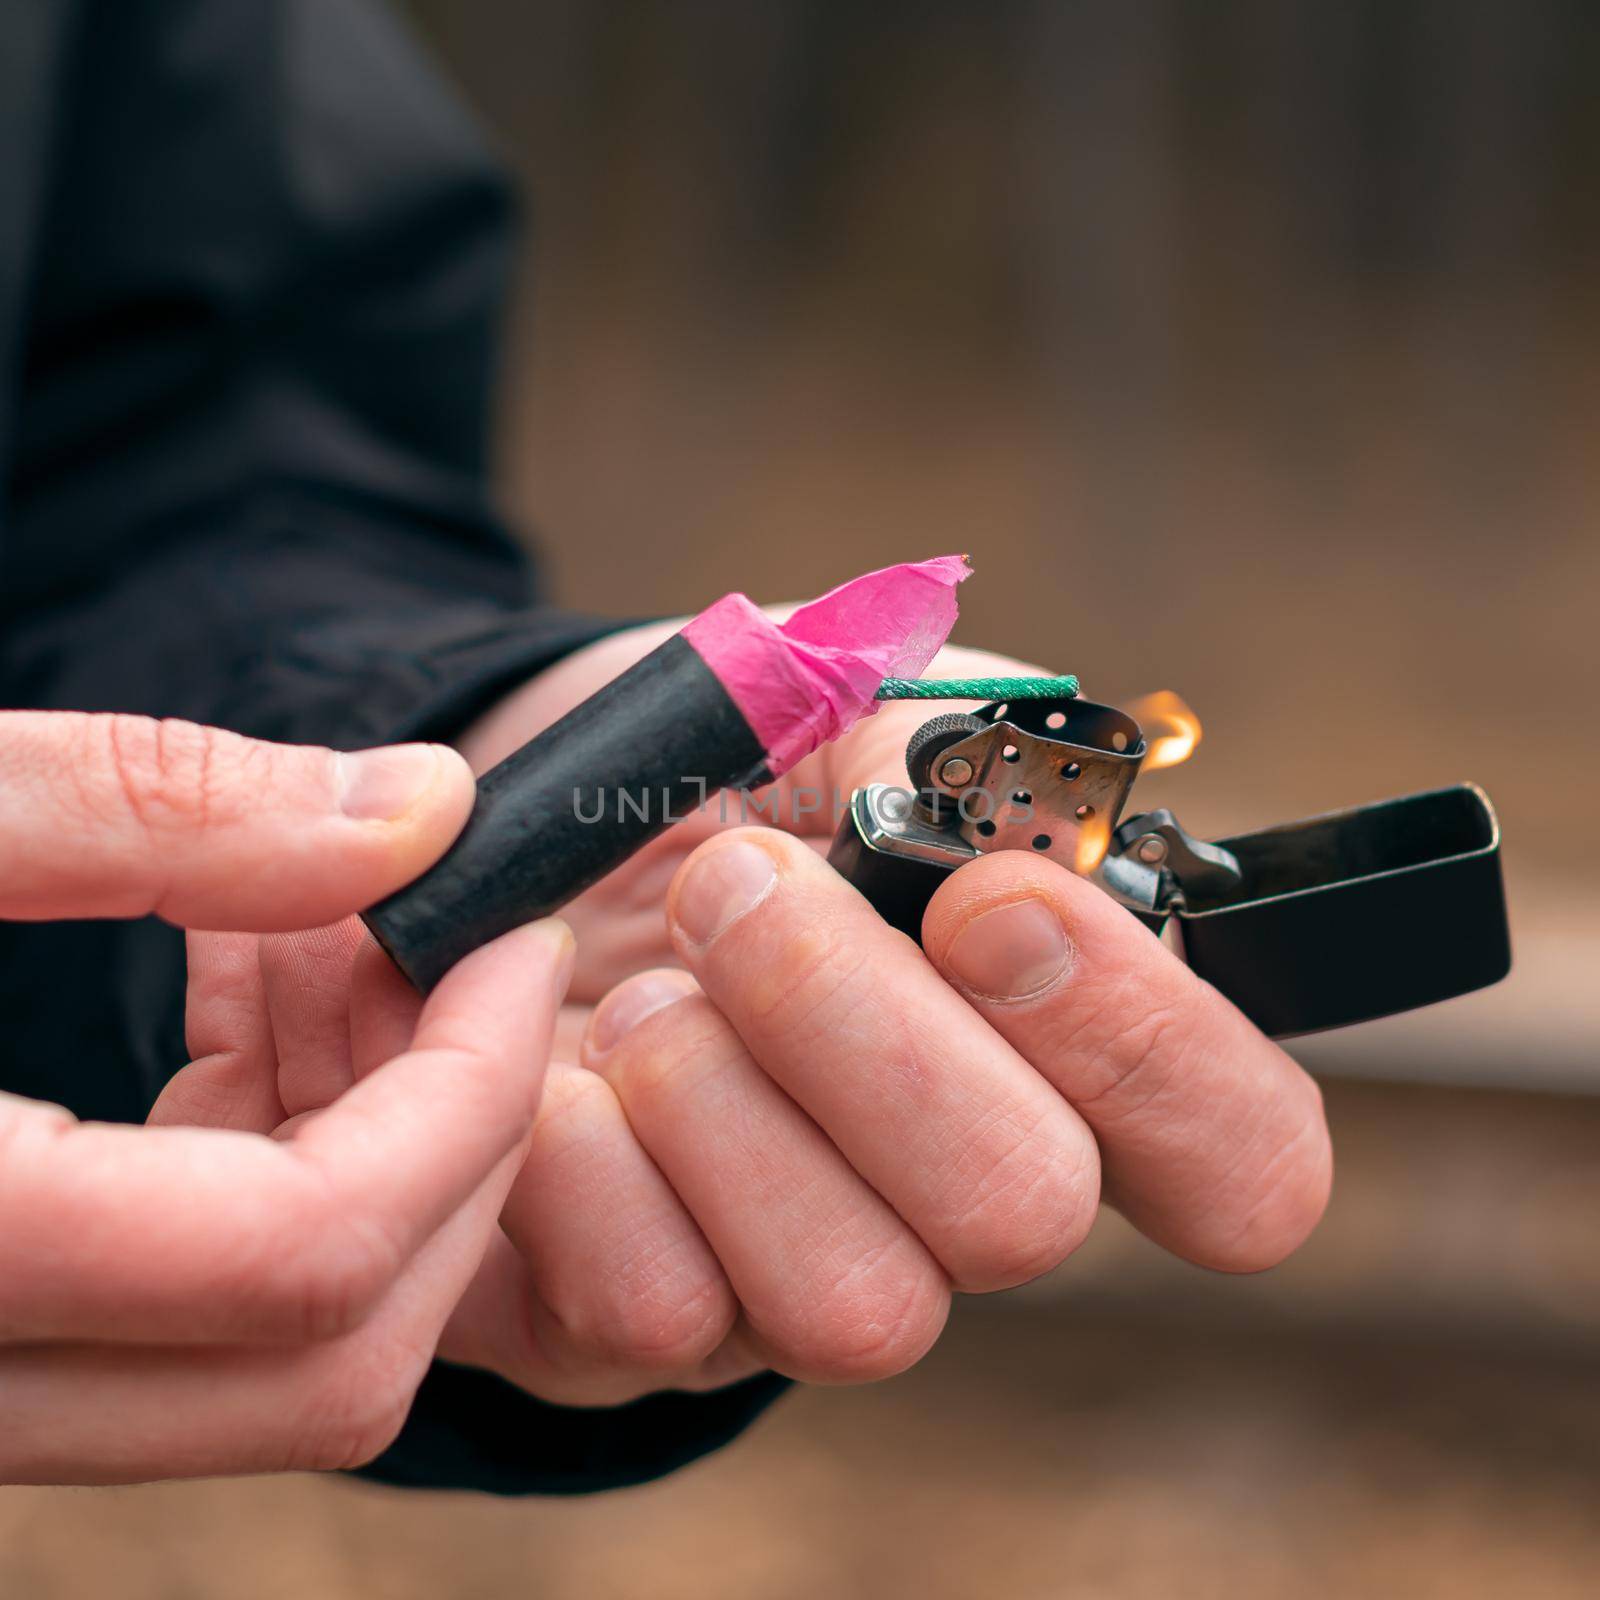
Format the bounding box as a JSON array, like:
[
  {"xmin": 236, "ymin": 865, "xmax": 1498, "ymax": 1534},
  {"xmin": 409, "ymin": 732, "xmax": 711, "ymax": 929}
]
[{"xmin": 874, "ymin": 675, "xmax": 1080, "ymax": 701}]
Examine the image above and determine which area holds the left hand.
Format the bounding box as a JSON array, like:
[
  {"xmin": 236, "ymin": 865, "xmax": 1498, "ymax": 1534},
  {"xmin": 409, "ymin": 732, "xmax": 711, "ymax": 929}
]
[
  {"xmin": 437, "ymin": 621, "xmax": 1334, "ymax": 1404},
  {"xmin": 0, "ymin": 711, "xmax": 567, "ymax": 1482}
]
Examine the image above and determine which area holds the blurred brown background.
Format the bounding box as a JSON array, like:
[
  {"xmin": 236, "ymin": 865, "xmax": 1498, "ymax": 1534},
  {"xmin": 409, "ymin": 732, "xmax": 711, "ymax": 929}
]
[{"xmin": 8, "ymin": 3, "xmax": 1597, "ymax": 1595}]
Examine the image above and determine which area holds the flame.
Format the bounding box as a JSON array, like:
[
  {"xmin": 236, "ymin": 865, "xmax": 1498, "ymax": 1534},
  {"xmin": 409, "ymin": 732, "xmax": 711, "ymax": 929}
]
[
  {"xmin": 1126, "ymin": 684, "xmax": 1203, "ymax": 771},
  {"xmin": 1124, "ymin": 689, "xmax": 1202, "ymax": 772},
  {"xmin": 1074, "ymin": 813, "xmax": 1112, "ymax": 875},
  {"xmin": 1069, "ymin": 689, "xmax": 1197, "ymax": 874}
]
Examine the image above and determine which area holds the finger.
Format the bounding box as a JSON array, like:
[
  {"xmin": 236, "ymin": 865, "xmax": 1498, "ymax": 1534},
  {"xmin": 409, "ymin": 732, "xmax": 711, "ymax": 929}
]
[
  {"xmin": 0, "ymin": 1150, "xmax": 521, "ymax": 1484},
  {"xmin": 0, "ymin": 1338, "xmax": 406, "ymax": 1484},
  {"xmin": 441, "ymin": 1058, "xmax": 743, "ymax": 1405},
  {"xmin": 551, "ymin": 1001, "xmax": 593, "ymax": 1064},
  {"xmin": 0, "ymin": 920, "xmax": 572, "ymax": 1345},
  {"xmin": 921, "ymin": 853, "xmax": 1333, "ymax": 1271},
  {"xmin": 149, "ymin": 931, "xmax": 284, "ymax": 1133},
  {"xmin": 666, "ymin": 832, "xmax": 1099, "ymax": 1293},
  {"xmin": 259, "ymin": 919, "xmax": 366, "ymax": 1117},
  {"xmin": 581, "ymin": 972, "xmax": 951, "ymax": 1384},
  {"xmin": 288, "ymin": 915, "xmax": 573, "ymax": 1289},
  {"xmin": 348, "ymin": 932, "xmax": 427, "ymax": 1080},
  {"xmin": 0, "ymin": 711, "xmax": 474, "ymax": 929}
]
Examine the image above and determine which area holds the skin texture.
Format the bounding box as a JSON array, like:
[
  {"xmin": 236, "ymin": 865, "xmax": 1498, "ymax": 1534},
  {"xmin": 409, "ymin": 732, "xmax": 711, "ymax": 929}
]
[
  {"xmin": 0, "ymin": 712, "xmax": 573, "ymax": 1484},
  {"xmin": 429, "ymin": 624, "xmax": 1334, "ymax": 1405}
]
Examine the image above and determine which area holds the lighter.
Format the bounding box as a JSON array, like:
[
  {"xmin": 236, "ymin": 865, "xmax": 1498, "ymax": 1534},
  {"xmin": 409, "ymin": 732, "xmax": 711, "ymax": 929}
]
[{"xmin": 826, "ymin": 692, "xmax": 1511, "ymax": 1039}]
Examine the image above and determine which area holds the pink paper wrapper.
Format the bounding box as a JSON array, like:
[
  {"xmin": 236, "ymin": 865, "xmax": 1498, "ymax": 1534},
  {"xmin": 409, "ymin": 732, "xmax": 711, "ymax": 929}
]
[{"xmin": 681, "ymin": 554, "xmax": 972, "ymax": 778}]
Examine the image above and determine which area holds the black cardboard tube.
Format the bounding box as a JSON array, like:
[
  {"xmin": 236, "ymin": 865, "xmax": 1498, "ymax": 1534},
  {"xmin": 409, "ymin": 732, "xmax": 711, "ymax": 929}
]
[{"xmin": 363, "ymin": 633, "xmax": 772, "ymax": 991}]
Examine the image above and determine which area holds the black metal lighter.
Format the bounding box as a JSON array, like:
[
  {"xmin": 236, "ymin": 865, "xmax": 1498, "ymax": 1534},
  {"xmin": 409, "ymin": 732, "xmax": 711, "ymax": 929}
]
[{"xmin": 826, "ymin": 695, "xmax": 1511, "ymax": 1039}]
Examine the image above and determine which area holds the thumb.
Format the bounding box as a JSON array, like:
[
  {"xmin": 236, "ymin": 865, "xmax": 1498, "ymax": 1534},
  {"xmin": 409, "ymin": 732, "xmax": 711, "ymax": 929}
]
[{"xmin": 0, "ymin": 712, "xmax": 475, "ymax": 930}]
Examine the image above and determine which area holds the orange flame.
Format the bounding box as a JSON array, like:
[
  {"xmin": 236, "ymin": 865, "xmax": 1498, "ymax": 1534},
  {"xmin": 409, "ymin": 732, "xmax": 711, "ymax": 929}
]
[
  {"xmin": 1124, "ymin": 689, "xmax": 1202, "ymax": 772},
  {"xmin": 1074, "ymin": 813, "xmax": 1113, "ymax": 875}
]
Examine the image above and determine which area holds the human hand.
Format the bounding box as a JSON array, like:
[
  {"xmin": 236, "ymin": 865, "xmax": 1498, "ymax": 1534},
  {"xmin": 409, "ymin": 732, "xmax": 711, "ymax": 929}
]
[
  {"xmin": 442, "ymin": 624, "xmax": 1332, "ymax": 1403},
  {"xmin": 0, "ymin": 712, "xmax": 571, "ymax": 1482}
]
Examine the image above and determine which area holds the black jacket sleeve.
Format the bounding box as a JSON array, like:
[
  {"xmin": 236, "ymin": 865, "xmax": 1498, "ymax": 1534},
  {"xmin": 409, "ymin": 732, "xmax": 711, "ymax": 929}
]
[{"xmin": 0, "ymin": 0, "xmax": 784, "ymax": 1493}]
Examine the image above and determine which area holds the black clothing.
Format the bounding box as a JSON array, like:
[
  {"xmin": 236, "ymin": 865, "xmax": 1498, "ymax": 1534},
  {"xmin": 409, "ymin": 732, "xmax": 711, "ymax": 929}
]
[{"xmin": 0, "ymin": 0, "xmax": 783, "ymax": 1493}]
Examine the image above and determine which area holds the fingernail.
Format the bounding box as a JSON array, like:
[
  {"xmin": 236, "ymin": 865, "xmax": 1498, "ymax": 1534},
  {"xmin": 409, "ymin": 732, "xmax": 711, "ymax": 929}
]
[
  {"xmin": 673, "ymin": 840, "xmax": 778, "ymax": 945},
  {"xmin": 337, "ymin": 744, "xmax": 446, "ymax": 821},
  {"xmin": 531, "ymin": 917, "xmax": 578, "ymax": 1001},
  {"xmin": 589, "ymin": 969, "xmax": 698, "ymax": 1054},
  {"xmin": 943, "ymin": 897, "xmax": 1071, "ymax": 1000}
]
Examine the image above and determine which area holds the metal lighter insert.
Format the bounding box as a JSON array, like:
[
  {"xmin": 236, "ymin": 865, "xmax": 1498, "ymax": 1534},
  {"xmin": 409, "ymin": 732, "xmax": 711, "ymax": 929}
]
[{"xmin": 826, "ymin": 694, "xmax": 1511, "ymax": 1039}]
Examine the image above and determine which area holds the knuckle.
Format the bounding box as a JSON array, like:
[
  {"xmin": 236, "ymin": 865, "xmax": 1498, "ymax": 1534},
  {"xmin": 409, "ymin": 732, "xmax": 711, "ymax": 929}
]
[
  {"xmin": 940, "ymin": 1106, "xmax": 1101, "ymax": 1292},
  {"xmin": 571, "ymin": 1271, "xmax": 737, "ymax": 1375},
  {"xmin": 329, "ymin": 1405, "xmax": 412, "ymax": 1473},
  {"xmin": 261, "ymin": 1202, "xmax": 400, "ymax": 1341},
  {"xmin": 740, "ymin": 923, "xmax": 861, "ymax": 1039},
  {"xmin": 606, "ymin": 995, "xmax": 743, "ymax": 1113},
  {"xmin": 96, "ymin": 714, "xmax": 230, "ymax": 833},
  {"xmin": 773, "ymin": 1243, "xmax": 949, "ymax": 1384},
  {"xmin": 1068, "ymin": 987, "xmax": 1194, "ymax": 1126},
  {"xmin": 295, "ymin": 1343, "xmax": 427, "ymax": 1472},
  {"xmin": 0, "ymin": 1094, "xmax": 75, "ymax": 1158},
  {"xmin": 528, "ymin": 1061, "xmax": 612, "ymax": 1147},
  {"xmin": 295, "ymin": 1395, "xmax": 411, "ymax": 1474}
]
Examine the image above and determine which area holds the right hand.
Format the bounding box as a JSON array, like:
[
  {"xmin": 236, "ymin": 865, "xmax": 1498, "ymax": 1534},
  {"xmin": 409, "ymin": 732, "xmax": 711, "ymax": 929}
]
[
  {"xmin": 0, "ymin": 711, "xmax": 571, "ymax": 1484},
  {"xmin": 440, "ymin": 634, "xmax": 1332, "ymax": 1406}
]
